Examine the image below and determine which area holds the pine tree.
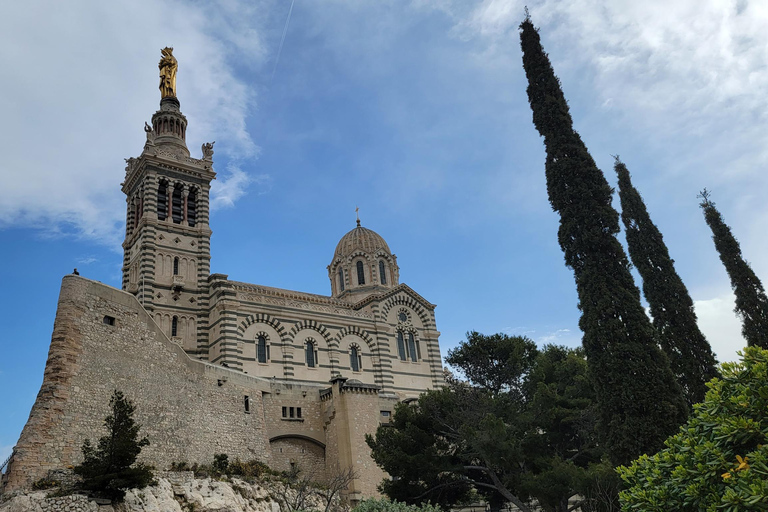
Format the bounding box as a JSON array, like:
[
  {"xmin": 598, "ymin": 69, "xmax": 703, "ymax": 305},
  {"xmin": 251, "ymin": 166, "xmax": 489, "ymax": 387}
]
[
  {"xmin": 74, "ymin": 390, "xmax": 154, "ymax": 501},
  {"xmin": 615, "ymin": 158, "xmax": 718, "ymax": 406},
  {"xmin": 519, "ymin": 16, "xmax": 687, "ymax": 465},
  {"xmin": 699, "ymin": 189, "xmax": 768, "ymax": 349}
]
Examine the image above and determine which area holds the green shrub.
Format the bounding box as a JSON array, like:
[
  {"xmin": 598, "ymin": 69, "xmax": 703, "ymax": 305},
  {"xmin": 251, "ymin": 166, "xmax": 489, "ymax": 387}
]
[
  {"xmin": 213, "ymin": 454, "xmax": 229, "ymax": 474},
  {"xmin": 227, "ymin": 458, "xmax": 271, "ymax": 479},
  {"xmin": 352, "ymin": 498, "xmax": 442, "ymax": 512},
  {"xmin": 618, "ymin": 346, "xmax": 768, "ymax": 511},
  {"xmin": 32, "ymin": 478, "xmax": 60, "ymax": 490}
]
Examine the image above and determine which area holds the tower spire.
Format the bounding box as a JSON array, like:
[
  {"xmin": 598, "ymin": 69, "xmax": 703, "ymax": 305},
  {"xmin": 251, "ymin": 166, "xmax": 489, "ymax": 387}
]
[{"xmin": 146, "ymin": 48, "xmax": 189, "ymax": 156}]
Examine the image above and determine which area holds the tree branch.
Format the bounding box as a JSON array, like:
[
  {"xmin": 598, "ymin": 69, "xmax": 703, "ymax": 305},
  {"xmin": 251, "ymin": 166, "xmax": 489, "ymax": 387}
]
[{"xmin": 462, "ymin": 465, "xmax": 532, "ymax": 512}]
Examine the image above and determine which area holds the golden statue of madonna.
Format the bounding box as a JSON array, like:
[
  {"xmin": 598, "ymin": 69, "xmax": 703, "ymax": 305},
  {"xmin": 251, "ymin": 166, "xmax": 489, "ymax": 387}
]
[{"xmin": 159, "ymin": 47, "xmax": 178, "ymax": 98}]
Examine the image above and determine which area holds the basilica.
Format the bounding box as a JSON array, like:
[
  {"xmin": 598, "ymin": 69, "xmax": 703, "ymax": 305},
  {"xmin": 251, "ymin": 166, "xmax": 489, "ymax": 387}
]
[{"xmin": 3, "ymin": 49, "xmax": 444, "ymax": 501}]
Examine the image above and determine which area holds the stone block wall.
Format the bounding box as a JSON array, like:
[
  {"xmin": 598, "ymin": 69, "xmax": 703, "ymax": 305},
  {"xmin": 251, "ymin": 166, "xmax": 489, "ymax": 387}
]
[
  {"xmin": 4, "ymin": 276, "xmax": 271, "ymax": 491},
  {"xmin": 336, "ymin": 388, "xmax": 391, "ymax": 499},
  {"xmin": 262, "ymin": 384, "xmax": 326, "ymax": 443},
  {"xmin": 269, "ymin": 438, "xmax": 326, "ymax": 478}
]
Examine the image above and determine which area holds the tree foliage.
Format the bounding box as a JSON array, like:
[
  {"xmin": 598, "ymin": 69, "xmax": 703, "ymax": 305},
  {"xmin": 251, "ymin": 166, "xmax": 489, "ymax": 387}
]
[
  {"xmin": 615, "ymin": 158, "xmax": 719, "ymax": 406},
  {"xmin": 74, "ymin": 390, "xmax": 153, "ymax": 501},
  {"xmin": 368, "ymin": 332, "xmax": 606, "ymax": 512},
  {"xmin": 699, "ymin": 189, "xmax": 768, "ymax": 349},
  {"xmin": 519, "ymin": 16, "xmax": 687, "ymax": 465},
  {"xmin": 618, "ymin": 346, "xmax": 768, "ymax": 511},
  {"xmin": 352, "ymin": 498, "xmax": 442, "ymax": 512},
  {"xmin": 447, "ymin": 331, "xmax": 538, "ymax": 399}
]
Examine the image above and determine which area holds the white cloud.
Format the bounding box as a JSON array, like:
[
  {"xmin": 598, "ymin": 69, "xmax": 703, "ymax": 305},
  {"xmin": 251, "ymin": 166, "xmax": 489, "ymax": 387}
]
[
  {"xmin": 210, "ymin": 165, "xmax": 272, "ymax": 210},
  {"xmin": 535, "ymin": 327, "xmax": 578, "ymax": 346},
  {"xmin": 449, "ymin": 0, "xmax": 768, "ymax": 172},
  {"xmin": 0, "ymin": 0, "xmax": 266, "ymax": 246},
  {"xmin": 694, "ymin": 291, "xmax": 746, "ymax": 364}
]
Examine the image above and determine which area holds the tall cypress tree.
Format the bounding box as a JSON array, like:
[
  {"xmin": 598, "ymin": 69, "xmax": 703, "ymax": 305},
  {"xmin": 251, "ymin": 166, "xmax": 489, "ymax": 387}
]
[
  {"xmin": 615, "ymin": 158, "xmax": 718, "ymax": 407},
  {"xmin": 699, "ymin": 189, "xmax": 768, "ymax": 349},
  {"xmin": 520, "ymin": 17, "xmax": 687, "ymax": 466}
]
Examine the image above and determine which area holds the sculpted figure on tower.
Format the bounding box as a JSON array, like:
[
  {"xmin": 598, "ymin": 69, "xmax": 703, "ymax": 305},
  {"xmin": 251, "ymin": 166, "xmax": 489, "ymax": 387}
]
[{"xmin": 159, "ymin": 47, "xmax": 178, "ymax": 98}]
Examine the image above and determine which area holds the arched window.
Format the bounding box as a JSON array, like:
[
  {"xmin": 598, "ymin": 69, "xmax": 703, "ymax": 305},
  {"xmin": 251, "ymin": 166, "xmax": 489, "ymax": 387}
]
[
  {"xmin": 173, "ymin": 257, "xmax": 179, "ymax": 276},
  {"xmin": 338, "ymin": 268, "xmax": 345, "ymax": 292},
  {"xmin": 379, "ymin": 260, "xmax": 387, "ymax": 285},
  {"xmin": 350, "ymin": 345, "xmax": 361, "ymax": 372},
  {"xmin": 187, "ymin": 188, "xmax": 197, "ymax": 227},
  {"xmin": 172, "ymin": 184, "xmax": 183, "ymax": 224},
  {"xmin": 131, "ymin": 199, "xmax": 138, "ymax": 231},
  {"xmin": 157, "ymin": 181, "xmax": 168, "ymax": 221},
  {"xmin": 408, "ymin": 332, "xmax": 418, "ymax": 362},
  {"xmin": 257, "ymin": 335, "xmax": 268, "ymax": 363},
  {"xmin": 397, "ymin": 331, "xmax": 406, "ymax": 361},
  {"xmin": 171, "ymin": 316, "xmax": 178, "ymax": 337},
  {"xmin": 356, "ymin": 260, "xmax": 365, "ymax": 285},
  {"xmin": 305, "ymin": 339, "xmax": 318, "ymax": 368}
]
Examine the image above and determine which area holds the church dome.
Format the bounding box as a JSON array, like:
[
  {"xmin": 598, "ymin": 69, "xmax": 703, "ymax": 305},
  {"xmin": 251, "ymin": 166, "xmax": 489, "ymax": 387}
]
[
  {"xmin": 333, "ymin": 221, "xmax": 392, "ymax": 260},
  {"xmin": 329, "ymin": 220, "xmax": 399, "ymax": 299}
]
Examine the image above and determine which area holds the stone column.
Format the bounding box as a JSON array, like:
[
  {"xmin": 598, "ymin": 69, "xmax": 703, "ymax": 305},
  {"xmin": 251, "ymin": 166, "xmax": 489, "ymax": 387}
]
[
  {"xmin": 167, "ymin": 184, "xmax": 173, "ymax": 223},
  {"xmin": 138, "ymin": 186, "xmax": 145, "ymax": 221},
  {"xmin": 182, "ymin": 186, "xmax": 189, "ymax": 224}
]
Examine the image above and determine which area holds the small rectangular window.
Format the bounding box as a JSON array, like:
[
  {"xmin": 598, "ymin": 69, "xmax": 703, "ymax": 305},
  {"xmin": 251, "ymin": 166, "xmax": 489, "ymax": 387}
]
[
  {"xmin": 244, "ymin": 395, "xmax": 250, "ymax": 413},
  {"xmin": 282, "ymin": 406, "xmax": 287, "ymax": 418},
  {"xmin": 289, "ymin": 407, "xmax": 295, "ymax": 418},
  {"xmin": 381, "ymin": 410, "xmax": 391, "ymax": 417},
  {"xmin": 103, "ymin": 315, "xmax": 116, "ymax": 326},
  {"xmin": 297, "ymin": 407, "xmax": 302, "ymax": 419}
]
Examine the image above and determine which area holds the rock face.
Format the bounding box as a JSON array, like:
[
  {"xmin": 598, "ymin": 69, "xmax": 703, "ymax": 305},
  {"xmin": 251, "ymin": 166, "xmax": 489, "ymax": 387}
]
[
  {"xmin": 0, "ymin": 493, "xmax": 99, "ymax": 512},
  {"xmin": 0, "ymin": 475, "xmax": 288, "ymax": 512}
]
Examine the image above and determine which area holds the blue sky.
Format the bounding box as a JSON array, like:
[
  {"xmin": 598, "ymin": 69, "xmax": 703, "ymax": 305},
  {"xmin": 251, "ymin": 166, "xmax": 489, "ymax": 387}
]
[{"xmin": 2, "ymin": 0, "xmax": 768, "ymax": 465}]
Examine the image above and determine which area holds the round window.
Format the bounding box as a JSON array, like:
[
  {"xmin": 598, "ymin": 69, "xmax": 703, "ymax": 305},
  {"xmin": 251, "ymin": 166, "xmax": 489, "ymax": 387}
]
[{"xmin": 398, "ymin": 312, "xmax": 407, "ymax": 322}]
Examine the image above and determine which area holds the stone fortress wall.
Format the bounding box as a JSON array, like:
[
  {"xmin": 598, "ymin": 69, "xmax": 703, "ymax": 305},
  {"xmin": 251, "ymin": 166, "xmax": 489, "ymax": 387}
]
[
  {"xmin": 2, "ymin": 276, "xmax": 395, "ymax": 497},
  {"xmin": 4, "ymin": 275, "xmax": 271, "ymax": 491}
]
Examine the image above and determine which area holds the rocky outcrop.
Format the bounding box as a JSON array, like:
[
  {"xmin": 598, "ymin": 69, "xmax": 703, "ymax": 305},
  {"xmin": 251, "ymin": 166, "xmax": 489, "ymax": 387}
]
[{"xmin": 0, "ymin": 474, "xmax": 288, "ymax": 512}]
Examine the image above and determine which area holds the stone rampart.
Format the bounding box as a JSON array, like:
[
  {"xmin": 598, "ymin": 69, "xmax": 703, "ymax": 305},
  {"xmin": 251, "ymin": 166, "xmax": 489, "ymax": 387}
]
[{"xmin": 4, "ymin": 275, "xmax": 271, "ymax": 491}]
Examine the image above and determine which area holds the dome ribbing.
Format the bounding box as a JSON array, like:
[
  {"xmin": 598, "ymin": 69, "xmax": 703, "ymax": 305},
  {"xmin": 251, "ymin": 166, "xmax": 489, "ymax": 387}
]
[{"xmin": 333, "ymin": 224, "xmax": 391, "ymax": 260}]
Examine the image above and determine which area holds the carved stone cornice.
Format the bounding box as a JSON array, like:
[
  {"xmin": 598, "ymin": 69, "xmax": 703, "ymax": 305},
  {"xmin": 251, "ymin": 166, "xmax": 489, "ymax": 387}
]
[
  {"xmin": 352, "ymin": 283, "xmax": 436, "ymax": 311},
  {"xmin": 122, "ymin": 152, "xmax": 216, "ymax": 194},
  {"xmin": 230, "ymin": 281, "xmax": 374, "ymax": 319}
]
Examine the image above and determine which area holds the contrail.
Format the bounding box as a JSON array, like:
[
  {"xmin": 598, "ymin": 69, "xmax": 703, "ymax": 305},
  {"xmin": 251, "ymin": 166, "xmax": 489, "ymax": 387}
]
[{"xmin": 271, "ymin": 0, "xmax": 296, "ymax": 84}]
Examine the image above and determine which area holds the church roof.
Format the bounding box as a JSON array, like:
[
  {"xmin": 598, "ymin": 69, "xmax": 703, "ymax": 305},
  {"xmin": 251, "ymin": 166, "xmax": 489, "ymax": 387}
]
[{"xmin": 333, "ymin": 222, "xmax": 391, "ymax": 260}]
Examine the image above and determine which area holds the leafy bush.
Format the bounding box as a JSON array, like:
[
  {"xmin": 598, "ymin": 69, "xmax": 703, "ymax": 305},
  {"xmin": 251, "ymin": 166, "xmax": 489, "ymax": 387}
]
[
  {"xmin": 213, "ymin": 453, "xmax": 229, "ymax": 474},
  {"xmin": 618, "ymin": 346, "xmax": 768, "ymax": 511},
  {"xmin": 32, "ymin": 477, "xmax": 60, "ymax": 490},
  {"xmin": 227, "ymin": 458, "xmax": 272, "ymax": 479},
  {"xmin": 353, "ymin": 498, "xmax": 442, "ymax": 512},
  {"xmin": 177, "ymin": 455, "xmax": 272, "ymax": 480},
  {"xmin": 73, "ymin": 390, "xmax": 154, "ymax": 501}
]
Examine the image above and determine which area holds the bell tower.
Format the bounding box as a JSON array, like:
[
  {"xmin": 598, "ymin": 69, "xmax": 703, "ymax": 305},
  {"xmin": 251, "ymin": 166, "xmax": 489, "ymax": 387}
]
[{"xmin": 121, "ymin": 48, "xmax": 216, "ymax": 359}]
